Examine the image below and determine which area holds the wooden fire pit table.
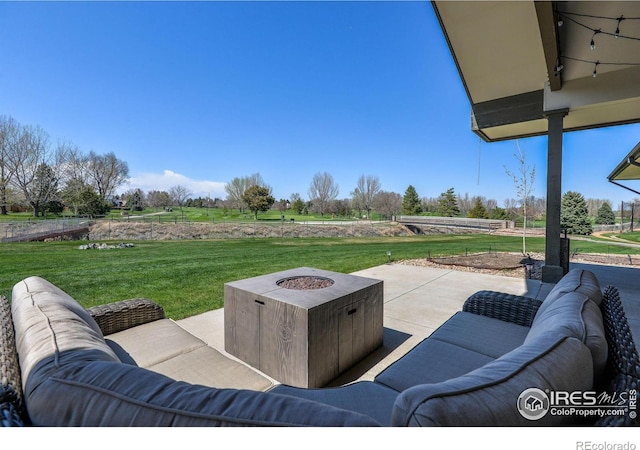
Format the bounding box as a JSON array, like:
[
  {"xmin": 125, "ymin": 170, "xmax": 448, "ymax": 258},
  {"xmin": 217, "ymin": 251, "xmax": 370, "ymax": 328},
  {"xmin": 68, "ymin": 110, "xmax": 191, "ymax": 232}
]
[{"xmin": 224, "ymin": 267, "xmax": 383, "ymax": 388}]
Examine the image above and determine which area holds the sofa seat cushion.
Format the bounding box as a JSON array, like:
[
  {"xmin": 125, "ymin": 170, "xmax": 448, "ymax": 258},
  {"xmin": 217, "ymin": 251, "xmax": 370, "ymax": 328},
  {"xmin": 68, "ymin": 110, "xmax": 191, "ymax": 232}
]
[
  {"xmin": 374, "ymin": 311, "xmax": 530, "ymax": 392},
  {"xmin": 25, "ymin": 359, "xmax": 381, "ymax": 426},
  {"xmin": 269, "ymin": 381, "xmax": 399, "ymax": 426},
  {"xmin": 427, "ymin": 311, "xmax": 530, "ymax": 358},
  {"xmin": 392, "ymin": 335, "xmax": 594, "ymax": 426},
  {"xmin": 375, "ymin": 338, "xmax": 495, "ymax": 392},
  {"xmin": 105, "ymin": 318, "xmax": 209, "ymax": 367},
  {"xmin": 106, "ymin": 319, "xmax": 273, "ymax": 391},
  {"xmin": 527, "ymin": 291, "xmax": 607, "ymax": 384},
  {"xmin": 149, "ymin": 346, "xmax": 273, "ymax": 391}
]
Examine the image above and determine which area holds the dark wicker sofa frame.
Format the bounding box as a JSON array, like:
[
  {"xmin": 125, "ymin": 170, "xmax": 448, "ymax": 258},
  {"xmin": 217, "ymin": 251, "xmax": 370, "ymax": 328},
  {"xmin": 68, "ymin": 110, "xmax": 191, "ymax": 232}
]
[{"xmin": 2, "ymin": 284, "xmax": 638, "ymax": 426}]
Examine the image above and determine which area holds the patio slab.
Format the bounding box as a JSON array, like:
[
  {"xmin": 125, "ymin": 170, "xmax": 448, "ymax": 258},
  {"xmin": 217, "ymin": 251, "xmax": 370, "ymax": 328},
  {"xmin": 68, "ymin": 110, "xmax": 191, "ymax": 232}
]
[{"xmin": 176, "ymin": 262, "xmax": 639, "ymax": 388}]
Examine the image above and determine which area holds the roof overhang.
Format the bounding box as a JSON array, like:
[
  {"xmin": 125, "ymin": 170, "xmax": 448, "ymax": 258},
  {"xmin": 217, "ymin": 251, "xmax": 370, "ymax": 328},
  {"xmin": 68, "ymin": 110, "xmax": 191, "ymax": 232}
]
[
  {"xmin": 433, "ymin": 1, "xmax": 640, "ymax": 142},
  {"xmin": 608, "ymin": 142, "xmax": 640, "ymax": 194}
]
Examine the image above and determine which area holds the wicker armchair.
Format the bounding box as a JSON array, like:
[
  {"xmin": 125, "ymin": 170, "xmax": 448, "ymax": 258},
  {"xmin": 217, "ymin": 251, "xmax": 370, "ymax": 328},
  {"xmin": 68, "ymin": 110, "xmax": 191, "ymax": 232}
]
[
  {"xmin": 463, "ymin": 290, "xmax": 543, "ymax": 327},
  {"xmin": 0, "ymin": 295, "xmax": 165, "ymax": 427}
]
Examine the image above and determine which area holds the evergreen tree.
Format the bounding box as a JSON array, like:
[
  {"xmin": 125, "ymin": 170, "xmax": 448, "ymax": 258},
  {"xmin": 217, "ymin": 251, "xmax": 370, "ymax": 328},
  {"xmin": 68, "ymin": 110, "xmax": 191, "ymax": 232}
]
[
  {"xmin": 561, "ymin": 191, "xmax": 593, "ymax": 235},
  {"xmin": 595, "ymin": 202, "xmax": 616, "ymax": 225},
  {"xmin": 489, "ymin": 206, "xmax": 511, "ymax": 220},
  {"xmin": 437, "ymin": 187, "xmax": 460, "ymax": 217},
  {"xmin": 401, "ymin": 185, "xmax": 421, "ymax": 215},
  {"xmin": 467, "ymin": 197, "xmax": 488, "ymax": 219}
]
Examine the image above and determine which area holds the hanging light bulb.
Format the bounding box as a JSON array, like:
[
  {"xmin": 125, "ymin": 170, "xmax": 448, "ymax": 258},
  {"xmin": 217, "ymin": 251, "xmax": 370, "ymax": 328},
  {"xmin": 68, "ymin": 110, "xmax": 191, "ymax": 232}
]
[
  {"xmin": 590, "ymin": 29, "xmax": 601, "ymax": 50},
  {"xmin": 615, "ymin": 16, "xmax": 624, "ymax": 38},
  {"xmin": 557, "ymin": 16, "xmax": 563, "ymax": 27},
  {"xmin": 592, "ymin": 61, "xmax": 600, "ymax": 78}
]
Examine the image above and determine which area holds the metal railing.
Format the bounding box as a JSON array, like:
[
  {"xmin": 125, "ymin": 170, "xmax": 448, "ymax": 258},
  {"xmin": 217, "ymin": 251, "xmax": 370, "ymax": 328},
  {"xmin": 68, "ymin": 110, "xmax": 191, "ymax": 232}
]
[{"xmin": 0, "ymin": 218, "xmax": 93, "ymax": 242}]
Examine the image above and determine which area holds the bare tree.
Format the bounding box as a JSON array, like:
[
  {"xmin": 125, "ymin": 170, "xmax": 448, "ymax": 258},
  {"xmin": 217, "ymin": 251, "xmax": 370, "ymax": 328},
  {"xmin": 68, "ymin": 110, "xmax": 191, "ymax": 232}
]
[
  {"xmin": 87, "ymin": 151, "xmax": 129, "ymax": 200},
  {"xmin": 504, "ymin": 140, "xmax": 535, "ymax": 254},
  {"xmin": 147, "ymin": 190, "xmax": 172, "ymax": 210},
  {"xmin": 373, "ymin": 190, "xmax": 402, "ymax": 219},
  {"xmin": 225, "ymin": 176, "xmax": 249, "ymax": 212},
  {"xmin": 351, "ymin": 175, "xmax": 381, "ymax": 219},
  {"xmin": 9, "ymin": 125, "xmax": 64, "ymax": 217},
  {"xmin": 57, "ymin": 140, "xmax": 91, "ymax": 216},
  {"xmin": 247, "ymin": 173, "xmax": 271, "ymax": 193},
  {"xmin": 0, "ymin": 116, "xmax": 20, "ymax": 215},
  {"xmin": 308, "ymin": 172, "xmax": 339, "ymax": 217},
  {"xmin": 169, "ymin": 185, "xmax": 192, "ymax": 212},
  {"xmin": 457, "ymin": 193, "xmax": 473, "ymax": 217}
]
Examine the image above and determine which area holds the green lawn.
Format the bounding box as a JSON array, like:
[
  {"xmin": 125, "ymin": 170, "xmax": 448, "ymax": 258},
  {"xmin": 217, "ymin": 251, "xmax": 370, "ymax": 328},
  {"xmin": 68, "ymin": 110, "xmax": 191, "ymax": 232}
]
[
  {"xmin": 601, "ymin": 231, "xmax": 640, "ymax": 243},
  {"xmin": 3, "ymin": 234, "xmax": 639, "ymax": 320}
]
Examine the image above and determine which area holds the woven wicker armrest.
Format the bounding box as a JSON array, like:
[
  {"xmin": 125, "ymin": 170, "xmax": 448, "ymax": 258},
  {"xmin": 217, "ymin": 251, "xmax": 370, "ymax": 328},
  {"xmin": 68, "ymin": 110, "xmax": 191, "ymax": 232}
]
[
  {"xmin": 1, "ymin": 385, "xmax": 24, "ymax": 427},
  {"xmin": 87, "ymin": 298, "xmax": 165, "ymax": 336},
  {"xmin": 463, "ymin": 290, "xmax": 542, "ymax": 327}
]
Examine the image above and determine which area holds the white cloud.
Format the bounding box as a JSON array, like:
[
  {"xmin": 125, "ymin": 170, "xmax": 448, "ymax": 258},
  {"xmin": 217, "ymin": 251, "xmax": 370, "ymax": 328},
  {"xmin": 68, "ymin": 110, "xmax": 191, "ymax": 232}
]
[{"xmin": 123, "ymin": 170, "xmax": 227, "ymax": 199}]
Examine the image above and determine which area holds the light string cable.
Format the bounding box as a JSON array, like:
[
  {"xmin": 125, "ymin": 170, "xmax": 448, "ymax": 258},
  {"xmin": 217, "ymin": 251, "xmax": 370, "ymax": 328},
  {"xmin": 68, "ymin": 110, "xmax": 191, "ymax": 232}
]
[{"xmin": 554, "ymin": 10, "xmax": 640, "ymax": 77}]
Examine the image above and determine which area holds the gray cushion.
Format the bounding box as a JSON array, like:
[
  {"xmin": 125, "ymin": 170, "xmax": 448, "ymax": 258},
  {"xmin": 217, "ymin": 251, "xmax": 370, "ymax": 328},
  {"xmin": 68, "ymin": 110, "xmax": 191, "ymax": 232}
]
[
  {"xmin": 25, "ymin": 358, "xmax": 381, "ymax": 426},
  {"xmin": 427, "ymin": 311, "xmax": 530, "ymax": 358},
  {"xmin": 146, "ymin": 346, "xmax": 273, "ymax": 391},
  {"xmin": 270, "ymin": 381, "xmax": 399, "ymax": 426},
  {"xmin": 392, "ymin": 335, "xmax": 594, "ymax": 426},
  {"xmin": 106, "ymin": 319, "xmax": 206, "ymax": 368},
  {"xmin": 11, "ymin": 276, "xmax": 120, "ymax": 392},
  {"xmin": 527, "ymin": 291, "xmax": 607, "ymax": 384},
  {"xmin": 375, "ymin": 338, "xmax": 495, "ymax": 391},
  {"xmin": 374, "ymin": 311, "xmax": 529, "ymax": 392},
  {"xmin": 106, "ymin": 318, "xmax": 273, "ymax": 391},
  {"xmin": 538, "ymin": 268, "xmax": 602, "ymax": 313}
]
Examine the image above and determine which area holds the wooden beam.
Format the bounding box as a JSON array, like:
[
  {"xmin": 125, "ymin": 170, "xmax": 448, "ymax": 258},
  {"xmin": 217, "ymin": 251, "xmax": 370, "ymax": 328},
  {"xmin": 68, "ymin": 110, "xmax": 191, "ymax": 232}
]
[
  {"xmin": 471, "ymin": 90, "xmax": 544, "ymax": 129},
  {"xmin": 535, "ymin": 1, "xmax": 562, "ymax": 91}
]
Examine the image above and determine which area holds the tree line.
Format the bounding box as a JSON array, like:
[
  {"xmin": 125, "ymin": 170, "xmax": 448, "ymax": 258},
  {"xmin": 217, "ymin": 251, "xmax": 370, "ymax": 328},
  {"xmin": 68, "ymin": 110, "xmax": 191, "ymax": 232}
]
[
  {"xmin": 0, "ymin": 116, "xmax": 129, "ymax": 217},
  {"xmin": 2, "ymin": 115, "xmax": 635, "ymax": 230}
]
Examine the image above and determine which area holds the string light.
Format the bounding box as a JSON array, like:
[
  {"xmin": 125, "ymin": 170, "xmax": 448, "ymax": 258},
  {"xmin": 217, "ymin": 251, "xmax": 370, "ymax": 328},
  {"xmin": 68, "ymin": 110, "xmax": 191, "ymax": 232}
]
[
  {"xmin": 559, "ymin": 56, "xmax": 640, "ymax": 77},
  {"xmin": 554, "ymin": 10, "xmax": 640, "ymax": 80},
  {"xmin": 555, "ymin": 11, "xmax": 640, "ymax": 44},
  {"xmin": 590, "ymin": 29, "xmax": 601, "ymax": 49},
  {"xmin": 615, "ymin": 16, "xmax": 625, "ymax": 38}
]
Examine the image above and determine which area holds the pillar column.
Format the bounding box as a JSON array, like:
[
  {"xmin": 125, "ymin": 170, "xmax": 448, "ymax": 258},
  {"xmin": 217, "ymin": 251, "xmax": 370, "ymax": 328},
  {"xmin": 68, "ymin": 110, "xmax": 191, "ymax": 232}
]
[{"xmin": 542, "ymin": 109, "xmax": 569, "ymax": 283}]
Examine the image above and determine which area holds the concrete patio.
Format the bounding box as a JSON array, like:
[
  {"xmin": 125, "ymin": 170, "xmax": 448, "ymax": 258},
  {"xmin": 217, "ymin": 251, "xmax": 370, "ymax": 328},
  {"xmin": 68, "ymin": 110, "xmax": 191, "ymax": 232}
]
[{"xmin": 177, "ymin": 262, "xmax": 639, "ymax": 389}]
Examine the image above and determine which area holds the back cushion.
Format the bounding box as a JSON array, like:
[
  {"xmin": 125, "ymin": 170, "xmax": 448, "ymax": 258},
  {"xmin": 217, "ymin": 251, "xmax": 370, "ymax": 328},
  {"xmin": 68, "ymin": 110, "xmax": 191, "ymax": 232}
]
[
  {"xmin": 11, "ymin": 277, "xmax": 119, "ymax": 396},
  {"xmin": 25, "ymin": 360, "xmax": 381, "ymax": 426},
  {"xmin": 392, "ymin": 335, "xmax": 594, "ymax": 426},
  {"xmin": 527, "ymin": 291, "xmax": 607, "ymax": 384},
  {"xmin": 538, "ymin": 269, "xmax": 602, "ymax": 315}
]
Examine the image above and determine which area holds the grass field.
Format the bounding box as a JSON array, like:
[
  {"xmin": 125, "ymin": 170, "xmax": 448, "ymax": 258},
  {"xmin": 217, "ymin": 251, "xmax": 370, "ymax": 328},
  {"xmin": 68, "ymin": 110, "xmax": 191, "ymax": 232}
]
[{"xmin": 3, "ymin": 233, "xmax": 640, "ymax": 320}]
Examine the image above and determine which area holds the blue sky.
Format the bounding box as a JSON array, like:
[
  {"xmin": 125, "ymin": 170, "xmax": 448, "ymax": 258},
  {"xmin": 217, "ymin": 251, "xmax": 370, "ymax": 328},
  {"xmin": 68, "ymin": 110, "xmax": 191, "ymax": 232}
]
[{"xmin": 2, "ymin": 1, "xmax": 639, "ymax": 206}]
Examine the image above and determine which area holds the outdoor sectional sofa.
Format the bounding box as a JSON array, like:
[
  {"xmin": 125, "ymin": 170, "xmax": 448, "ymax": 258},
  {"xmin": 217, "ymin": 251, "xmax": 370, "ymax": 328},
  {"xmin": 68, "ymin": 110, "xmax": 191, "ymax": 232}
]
[{"xmin": 1, "ymin": 268, "xmax": 638, "ymax": 426}]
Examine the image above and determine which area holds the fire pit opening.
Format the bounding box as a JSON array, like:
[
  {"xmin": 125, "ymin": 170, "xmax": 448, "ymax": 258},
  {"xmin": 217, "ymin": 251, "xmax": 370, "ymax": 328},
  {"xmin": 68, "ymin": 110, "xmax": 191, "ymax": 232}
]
[{"xmin": 276, "ymin": 276, "xmax": 335, "ymax": 290}]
